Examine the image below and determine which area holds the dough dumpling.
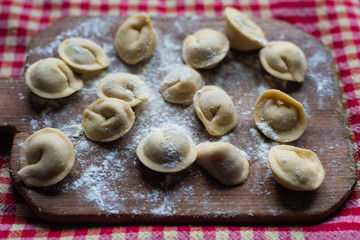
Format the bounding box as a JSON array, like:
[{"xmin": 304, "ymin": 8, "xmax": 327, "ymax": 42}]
[
  {"xmin": 82, "ymin": 98, "xmax": 135, "ymax": 142},
  {"xmin": 25, "ymin": 58, "xmax": 83, "ymax": 99},
  {"xmin": 114, "ymin": 13, "xmax": 158, "ymax": 64},
  {"xmin": 225, "ymin": 7, "xmax": 267, "ymax": 51},
  {"xmin": 160, "ymin": 65, "xmax": 205, "ymax": 105},
  {"xmin": 17, "ymin": 128, "xmax": 75, "ymax": 187},
  {"xmin": 268, "ymin": 145, "xmax": 325, "ymax": 191},
  {"xmin": 196, "ymin": 142, "xmax": 249, "ymax": 185},
  {"xmin": 136, "ymin": 126, "xmax": 197, "ymax": 173},
  {"xmin": 97, "ymin": 72, "xmax": 149, "ymax": 107},
  {"xmin": 253, "ymin": 89, "xmax": 306, "ymax": 142},
  {"xmin": 193, "ymin": 86, "xmax": 237, "ymax": 136},
  {"xmin": 182, "ymin": 29, "xmax": 229, "ymax": 69},
  {"xmin": 58, "ymin": 38, "xmax": 109, "ymax": 72},
  {"xmin": 260, "ymin": 41, "xmax": 307, "ymax": 82}
]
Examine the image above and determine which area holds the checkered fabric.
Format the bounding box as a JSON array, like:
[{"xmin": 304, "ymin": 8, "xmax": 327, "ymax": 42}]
[{"xmin": 1, "ymin": 0, "xmax": 360, "ymax": 239}]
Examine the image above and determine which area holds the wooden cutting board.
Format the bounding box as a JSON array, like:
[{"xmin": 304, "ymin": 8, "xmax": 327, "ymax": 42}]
[{"xmin": 2, "ymin": 16, "xmax": 357, "ymax": 224}]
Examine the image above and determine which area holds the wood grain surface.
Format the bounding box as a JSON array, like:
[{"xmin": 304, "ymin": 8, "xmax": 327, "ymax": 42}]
[{"xmin": 2, "ymin": 16, "xmax": 357, "ymax": 224}]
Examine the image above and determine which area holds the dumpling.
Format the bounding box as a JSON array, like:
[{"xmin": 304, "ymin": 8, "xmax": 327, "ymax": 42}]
[
  {"xmin": 160, "ymin": 65, "xmax": 205, "ymax": 105},
  {"xmin": 196, "ymin": 142, "xmax": 249, "ymax": 185},
  {"xmin": 225, "ymin": 7, "xmax": 267, "ymax": 51},
  {"xmin": 114, "ymin": 13, "xmax": 158, "ymax": 64},
  {"xmin": 253, "ymin": 89, "xmax": 306, "ymax": 142},
  {"xmin": 25, "ymin": 58, "xmax": 83, "ymax": 99},
  {"xmin": 193, "ymin": 86, "xmax": 237, "ymax": 136},
  {"xmin": 58, "ymin": 38, "xmax": 109, "ymax": 72},
  {"xmin": 136, "ymin": 126, "xmax": 197, "ymax": 173},
  {"xmin": 17, "ymin": 128, "xmax": 75, "ymax": 187},
  {"xmin": 97, "ymin": 72, "xmax": 149, "ymax": 107},
  {"xmin": 268, "ymin": 145, "xmax": 325, "ymax": 191},
  {"xmin": 260, "ymin": 41, "xmax": 307, "ymax": 82},
  {"xmin": 182, "ymin": 29, "xmax": 229, "ymax": 69},
  {"xmin": 82, "ymin": 98, "xmax": 135, "ymax": 142}
]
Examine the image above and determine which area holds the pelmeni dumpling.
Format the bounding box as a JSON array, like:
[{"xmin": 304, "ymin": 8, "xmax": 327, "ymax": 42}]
[
  {"xmin": 82, "ymin": 98, "xmax": 135, "ymax": 142},
  {"xmin": 17, "ymin": 128, "xmax": 75, "ymax": 187},
  {"xmin": 196, "ymin": 142, "xmax": 249, "ymax": 185},
  {"xmin": 182, "ymin": 29, "xmax": 229, "ymax": 69},
  {"xmin": 225, "ymin": 7, "xmax": 267, "ymax": 51},
  {"xmin": 253, "ymin": 89, "xmax": 306, "ymax": 142},
  {"xmin": 260, "ymin": 41, "xmax": 307, "ymax": 82},
  {"xmin": 193, "ymin": 86, "xmax": 237, "ymax": 136},
  {"xmin": 25, "ymin": 58, "xmax": 83, "ymax": 99},
  {"xmin": 97, "ymin": 72, "xmax": 149, "ymax": 107},
  {"xmin": 160, "ymin": 65, "xmax": 205, "ymax": 105},
  {"xmin": 136, "ymin": 126, "xmax": 197, "ymax": 173},
  {"xmin": 58, "ymin": 38, "xmax": 109, "ymax": 72},
  {"xmin": 114, "ymin": 13, "xmax": 158, "ymax": 64},
  {"xmin": 268, "ymin": 145, "xmax": 325, "ymax": 191}
]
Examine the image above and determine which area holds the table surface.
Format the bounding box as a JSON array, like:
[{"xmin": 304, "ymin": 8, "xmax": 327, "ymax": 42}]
[{"xmin": 0, "ymin": 0, "xmax": 359, "ymax": 239}]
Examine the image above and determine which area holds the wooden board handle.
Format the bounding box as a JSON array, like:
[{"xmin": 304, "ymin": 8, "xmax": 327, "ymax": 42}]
[
  {"xmin": 0, "ymin": 124, "xmax": 15, "ymax": 158},
  {"xmin": 0, "ymin": 77, "xmax": 34, "ymax": 133},
  {"xmin": 0, "ymin": 77, "xmax": 24, "ymax": 157}
]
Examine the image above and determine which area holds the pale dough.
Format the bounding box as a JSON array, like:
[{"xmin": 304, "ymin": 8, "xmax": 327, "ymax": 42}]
[
  {"xmin": 97, "ymin": 72, "xmax": 149, "ymax": 107},
  {"xmin": 114, "ymin": 13, "xmax": 158, "ymax": 64},
  {"xmin": 17, "ymin": 128, "xmax": 75, "ymax": 187},
  {"xmin": 225, "ymin": 7, "xmax": 267, "ymax": 51},
  {"xmin": 196, "ymin": 142, "xmax": 249, "ymax": 185},
  {"xmin": 193, "ymin": 85, "xmax": 237, "ymax": 136},
  {"xmin": 260, "ymin": 41, "xmax": 307, "ymax": 82},
  {"xmin": 160, "ymin": 65, "xmax": 205, "ymax": 105},
  {"xmin": 58, "ymin": 37, "xmax": 109, "ymax": 72},
  {"xmin": 25, "ymin": 58, "xmax": 83, "ymax": 99},
  {"xmin": 253, "ymin": 89, "xmax": 306, "ymax": 142},
  {"xmin": 268, "ymin": 145, "xmax": 325, "ymax": 191},
  {"xmin": 136, "ymin": 126, "xmax": 197, "ymax": 173},
  {"xmin": 82, "ymin": 98, "xmax": 135, "ymax": 142},
  {"xmin": 182, "ymin": 29, "xmax": 229, "ymax": 69}
]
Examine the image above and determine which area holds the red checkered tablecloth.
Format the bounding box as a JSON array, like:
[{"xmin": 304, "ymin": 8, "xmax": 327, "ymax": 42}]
[{"xmin": 1, "ymin": 0, "xmax": 360, "ymax": 239}]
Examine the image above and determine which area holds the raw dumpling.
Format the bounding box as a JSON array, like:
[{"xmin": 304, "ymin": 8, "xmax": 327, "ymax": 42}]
[
  {"xmin": 193, "ymin": 86, "xmax": 237, "ymax": 136},
  {"xmin": 160, "ymin": 65, "xmax": 205, "ymax": 105},
  {"xmin": 97, "ymin": 72, "xmax": 149, "ymax": 107},
  {"xmin": 58, "ymin": 38, "xmax": 109, "ymax": 72},
  {"xmin": 82, "ymin": 98, "xmax": 135, "ymax": 142},
  {"xmin": 114, "ymin": 13, "xmax": 158, "ymax": 64},
  {"xmin": 268, "ymin": 145, "xmax": 325, "ymax": 191},
  {"xmin": 260, "ymin": 41, "xmax": 307, "ymax": 82},
  {"xmin": 196, "ymin": 142, "xmax": 249, "ymax": 185},
  {"xmin": 182, "ymin": 29, "xmax": 229, "ymax": 69},
  {"xmin": 17, "ymin": 128, "xmax": 75, "ymax": 187},
  {"xmin": 136, "ymin": 126, "xmax": 197, "ymax": 173},
  {"xmin": 225, "ymin": 7, "xmax": 267, "ymax": 51},
  {"xmin": 253, "ymin": 89, "xmax": 306, "ymax": 142},
  {"xmin": 25, "ymin": 58, "xmax": 83, "ymax": 99}
]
